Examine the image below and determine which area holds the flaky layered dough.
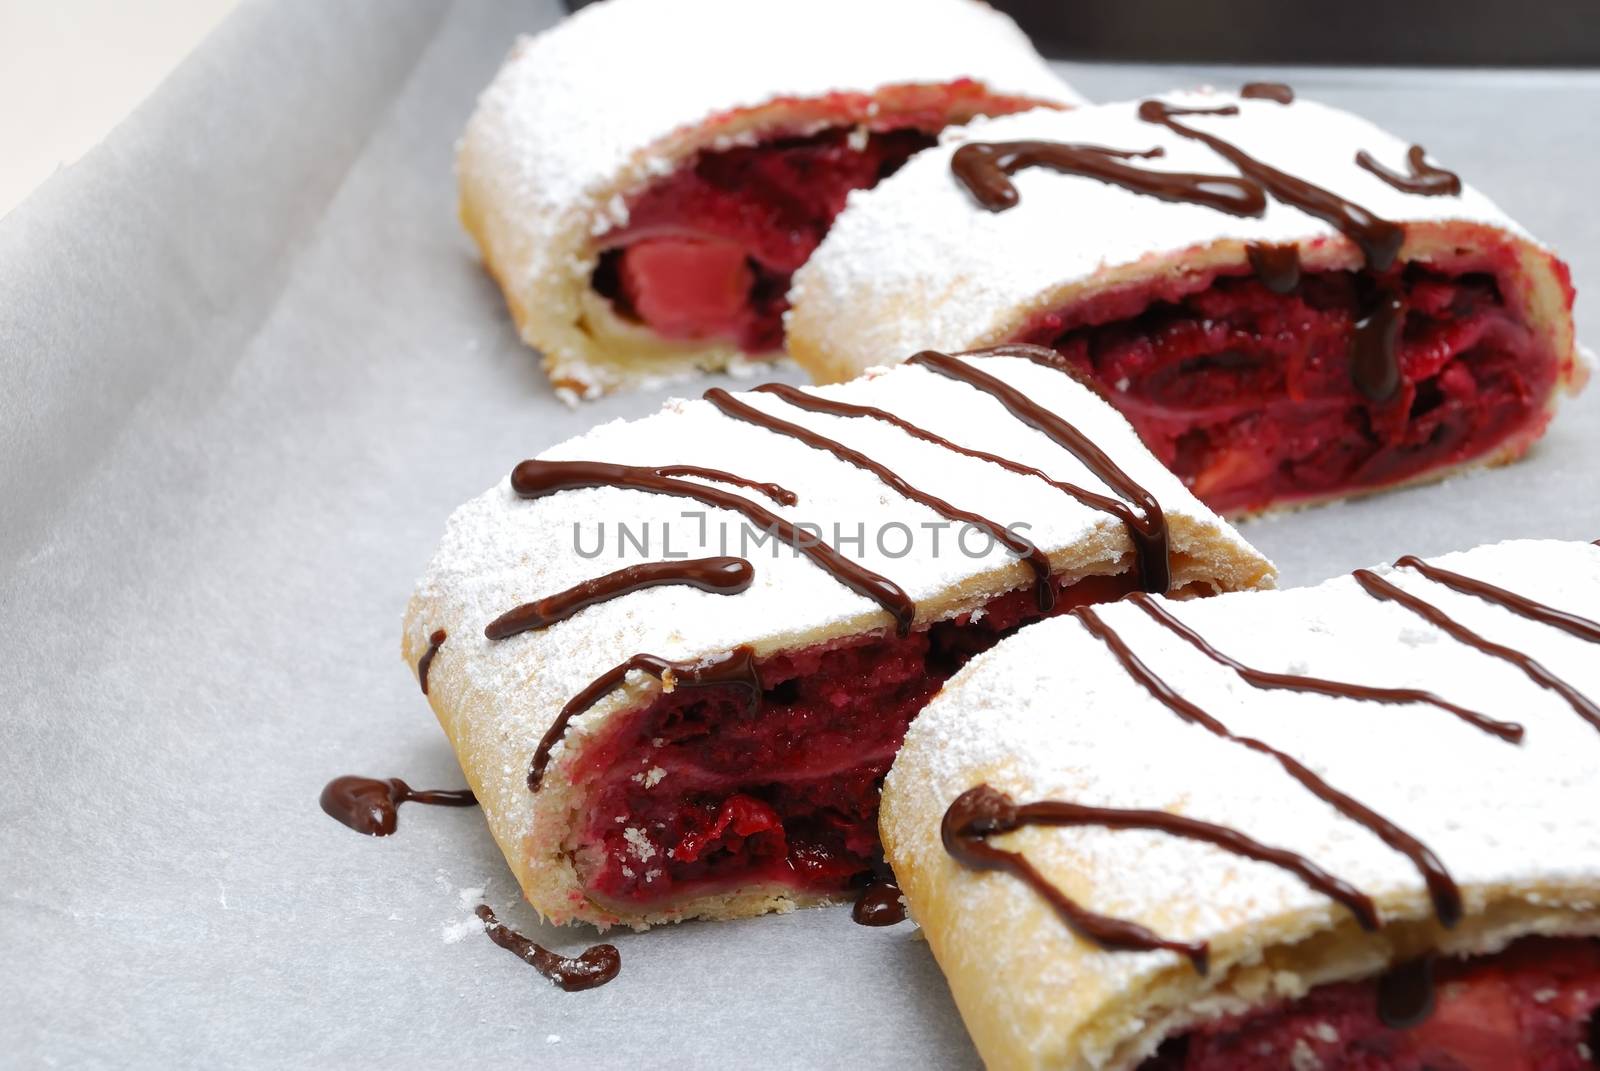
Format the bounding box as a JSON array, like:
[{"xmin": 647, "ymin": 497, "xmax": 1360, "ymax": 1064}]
[
  {"xmin": 881, "ymin": 539, "xmax": 1600, "ymax": 1070},
  {"xmin": 403, "ymin": 355, "xmax": 1273, "ymax": 928},
  {"xmin": 787, "ymin": 93, "xmax": 1588, "ymax": 508},
  {"xmin": 457, "ymin": 0, "xmax": 1079, "ymax": 402}
]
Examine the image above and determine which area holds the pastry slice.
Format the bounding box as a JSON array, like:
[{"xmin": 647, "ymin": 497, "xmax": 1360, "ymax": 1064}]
[
  {"xmin": 789, "ymin": 89, "xmax": 1588, "ymax": 516},
  {"xmin": 404, "ymin": 349, "xmax": 1272, "ymax": 928},
  {"xmin": 882, "ymin": 538, "xmax": 1600, "ymax": 1070},
  {"xmin": 457, "ymin": 0, "xmax": 1080, "ymax": 403}
]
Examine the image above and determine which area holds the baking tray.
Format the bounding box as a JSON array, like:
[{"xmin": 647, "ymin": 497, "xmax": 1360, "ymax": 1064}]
[{"xmin": 2, "ymin": 0, "xmax": 1597, "ymax": 1065}]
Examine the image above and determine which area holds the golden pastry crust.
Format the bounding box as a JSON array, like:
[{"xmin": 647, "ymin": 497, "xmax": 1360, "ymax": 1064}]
[
  {"xmin": 403, "ymin": 355, "xmax": 1274, "ymax": 929},
  {"xmin": 456, "ymin": 0, "xmax": 1080, "ymax": 401},
  {"xmin": 881, "ymin": 539, "xmax": 1600, "ymax": 1069}
]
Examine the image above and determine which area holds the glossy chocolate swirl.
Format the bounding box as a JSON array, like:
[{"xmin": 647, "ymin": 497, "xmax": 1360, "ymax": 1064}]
[
  {"xmin": 475, "ymin": 904, "xmax": 620, "ymax": 991},
  {"xmin": 1126, "ymin": 593, "xmax": 1523, "ymax": 741},
  {"xmin": 1244, "ymin": 242, "xmax": 1301, "ymax": 294},
  {"xmin": 908, "ymin": 349, "xmax": 1170, "ymax": 593},
  {"xmin": 1350, "ymin": 280, "xmax": 1406, "ymax": 401},
  {"xmin": 1356, "ymin": 145, "xmax": 1462, "ymax": 197},
  {"xmin": 943, "ymin": 784, "xmax": 1378, "ymax": 975},
  {"xmin": 1074, "ymin": 604, "xmax": 1462, "ymax": 926},
  {"xmin": 418, "ymin": 628, "xmax": 446, "ymax": 695},
  {"xmin": 1376, "ymin": 955, "xmax": 1437, "ymax": 1029},
  {"xmin": 1138, "ymin": 100, "xmax": 1406, "ymax": 272},
  {"xmin": 1395, "ymin": 555, "xmax": 1600, "ymax": 644},
  {"xmin": 1353, "ymin": 569, "xmax": 1600, "ymax": 733},
  {"xmin": 528, "ymin": 646, "xmax": 759, "ymax": 791},
  {"xmin": 852, "ymin": 881, "xmax": 908, "ymax": 926},
  {"xmin": 751, "ymin": 381, "xmax": 1166, "ymax": 595},
  {"xmin": 704, "ymin": 387, "xmax": 1055, "ymax": 610},
  {"xmin": 1240, "ymin": 81, "xmax": 1295, "ymax": 104},
  {"xmin": 512, "ymin": 459, "xmax": 914, "ymax": 633},
  {"xmin": 485, "ymin": 557, "xmax": 754, "ymax": 640},
  {"xmin": 319, "ymin": 775, "xmax": 477, "ymax": 836},
  {"xmin": 951, "ymin": 140, "xmax": 1265, "ymax": 216}
]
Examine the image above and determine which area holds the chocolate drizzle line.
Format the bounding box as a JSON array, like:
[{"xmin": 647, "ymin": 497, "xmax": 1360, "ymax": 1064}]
[
  {"xmin": 511, "ymin": 459, "xmax": 914, "ymax": 634},
  {"xmin": 652, "ymin": 464, "xmax": 797, "ymax": 506},
  {"xmin": 318, "ymin": 775, "xmax": 477, "ymax": 837},
  {"xmin": 703, "ymin": 387, "xmax": 1055, "ymax": 611},
  {"xmin": 418, "ymin": 628, "xmax": 446, "ymax": 695},
  {"xmin": 1395, "ymin": 555, "xmax": 1600, "ymax": 645},
  {"xmin": 1353, "ymin": 569, "xmax": 1600, "ymax": 733},
  {"xmin": 1356, "ymin": 146, "xmax": 1462, "ymax": 197},
  {"xmin": 1138, "ymin": 100, "xmax": 1406, "ymax": 273},
  {"xmin": 752, "ymin": 381, "xmax": 1161, "ymax": 593},
  {"xmin": 1244, "ymin": 242, "xmax": 1302, "ymax": 294},
  {"xmin": 1350, "ymin": 281, "xmax": 1406, "ymax": 401},
  {"xmin": 1125, "ymin": 593, "xmax": 1523, "ymax": 742},
  {"xmin": 1240, "ymin": 81, "xmax": 1295, "ymax": 104},
  {"xmin": 951, "ymin": 140, "xmax": 1266, "ymax": 217},
  {"xmin": 474, "ymin": 904, "xmax": 620, "ymax": 992},
  {"xmin": 1376, "ymin": 956, "xmax": 1437, "ymax": 1029},
  {"xmin": 942, "ymin": 784, "xmax": 1378, "ymax": 975},
  {"xmin": 528, "ymin": 646, "xmax": 759, "ymax": 791},
  {"xmin": 1074, "ymin": 604, "xmax": 1462, "ymax": 927},
  {"xmin": 908, "ymin": 349, "xmax": 1170, "ymax": 593},
  {"xmin": 852, "ymin": 881, "xmax": 908, "ymax": 926},
  {"xmin": 485, "ymin": 557, "xmax": 754, "ymax": 640}
]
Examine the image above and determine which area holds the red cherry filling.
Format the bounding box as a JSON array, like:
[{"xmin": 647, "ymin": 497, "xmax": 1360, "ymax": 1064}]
[
  {"xmin": 593, "ymin": 127, "xmax": 936, "ymax": 352},
  {"xmin": 1143, "ymin": 937, "xmax": 1600, "ymax": 1071},
  {"xmin": 568, "ymin": 572, "xmax": 1141, "ymax": 911},
  {"xmin": 1012, "ymin": 255, "xmax": 1566, "ymax": 515}
]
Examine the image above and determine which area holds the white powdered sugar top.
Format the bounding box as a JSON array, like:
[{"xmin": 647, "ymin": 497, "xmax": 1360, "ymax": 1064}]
[
  {"xmin": 792, "ymin": 90, "xmax": 1539, "ymax": 361},
  {"xmin": 407, "ymin": 354, "xmax": 1264, "ymax": 831},
  {"xmin": 890, "ymin": 538, "xmax": 1600, "ymax": 1007},
  {"xmin": 464, "ymin": 0, "xmax": 1080, "ymax": 224}
]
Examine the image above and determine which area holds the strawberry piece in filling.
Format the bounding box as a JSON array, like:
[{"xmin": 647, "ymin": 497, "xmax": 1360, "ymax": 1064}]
[
  {"xmin": 567, "ymin": 572, "xmax": 1140, "ymax": 910},
  {"xmin": 1143, "ymin": 937, "xmax": 1600, "ymax": 1071},
  {"xmin": 1012, "ymin": 256, "xmax": 1566, "ymax": 516}
]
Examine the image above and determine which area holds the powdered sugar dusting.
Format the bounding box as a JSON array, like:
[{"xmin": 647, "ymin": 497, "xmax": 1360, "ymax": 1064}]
[
  {"xmin": 791, "ymin": 90, "xmax": 1546, "ymax": 367},
  {"xmin": 404, "ymin": 353, "xmax": 1271, "ymax": 923},
  {"xmin": 885, "ymin": 538, "xmax": 1600, "ymax": 1065}
]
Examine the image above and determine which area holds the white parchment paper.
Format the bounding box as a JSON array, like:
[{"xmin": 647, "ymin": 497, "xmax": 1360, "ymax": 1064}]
[{"xmin": 2, "ymin": 1, "xmax": 1597, "ymax": 1065}]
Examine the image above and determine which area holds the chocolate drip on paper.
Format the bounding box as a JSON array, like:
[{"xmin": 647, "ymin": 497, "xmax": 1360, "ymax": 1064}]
[
  {"xmin": 485, "ymin": 557, "xmax": 754, "ymax": 640},
  {"xmin": 418, "ymin": 629, "xmax": 446, "ymax": 695},
  {"xmin": 1356, "ymin": 146, "xmax": 1462, "ymax": 197},
  {"xmin": 1376, "ymin": 955, "xmax": 1437, "ymax": 1029},
  {"xmin": 319, "ymin": 775, "xmax": 477, "ymax": 836},
  {"xmin": 475, "ymin": 904, "xmax": 620, "ymax": 992},
  {"xmin": 704, "ymin": 387, "xmax": 1055, "ymax": 611},
  {"xmin": 852, "ymin": 881, "xmax": 907, "ymax": 926},
  {"xmin": 908, "ymin": 349, "xmax": 1170, "ymax": 593},
  {"xmin": 1138, "ymin": 100, "xmax": 1406, "ymax": 272},
  {"xmin": 1074, "ymin": 604, "xmax": 1462, "ymax": 926},
  {"xmin": 752, "ymin": 381, "xmax": 1167, "ymax": 595},
  {"xmin": 1396, "ymin": 555, "xmax": 1600, "ymax": 645},
  {"xmin": 1353, "ymin": 569, "xmax": 1600, "ymax": 733},
  {"xmin": 512, "ymin": 459, "xmax": 914, "ymax": 633},
  {"xmin": 1245, "ymin": 242, "xmax": 1302, "ymax": 294},
  {"xmin": 942, "ymin": 784, "xmax": 1378, "ymax": 975},
  {"xmin": 1126, "ymin": 593, "xmax": 1522, "ymax": 741},
  {"xmin": 528, "ymin": 646, "xmax": 760, "ymax": 791},
  {"xmin": 1240, "ymin": 81, "xmax": 1295, "ymax": 104},
  {"xmin": 951, "ymin": 140, "xmax": 1265, "ymax": 217}
]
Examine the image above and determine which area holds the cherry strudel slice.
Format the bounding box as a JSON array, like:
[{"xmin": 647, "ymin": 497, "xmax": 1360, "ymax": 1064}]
[
  {"xmin": 789, "ymin": 90, "xmax": 1588, "ymax": 516},
  {"xmin": 882, "ymin": 538, "xmax": 1600, "ymax": 1070},
  {"xmin": 457, "ymin": 0, "xmax": 1080, "ymax": 403},
  {"xmin": 404, "ymin": 350, "xmax": 1272, "ymax": 928}
]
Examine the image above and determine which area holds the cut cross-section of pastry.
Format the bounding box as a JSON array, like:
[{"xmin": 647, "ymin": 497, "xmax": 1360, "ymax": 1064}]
[
  {"xmin": 789, "ymin": 89, "xmax": 1588, "ymax": 517},
  {"xmin": 404, "ymin": 350, "xmax": 1272, "ymax": 928},
  {"xmin": 457, "ymin": 0, "xmax": 1081, "ymax": 403},
  {"xmin": 881, "ymin": 538, "xmax": 1600, "ymax": 1070}
]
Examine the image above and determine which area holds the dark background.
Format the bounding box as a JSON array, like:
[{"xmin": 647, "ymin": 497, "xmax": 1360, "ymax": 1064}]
[
  {"xmin": 992, "ymin": 0, "xmax": 1600, "ymax": 66},
  {"xmin": 567, "ymin": 0, "xmax": 1600, "ymax": 65}
]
